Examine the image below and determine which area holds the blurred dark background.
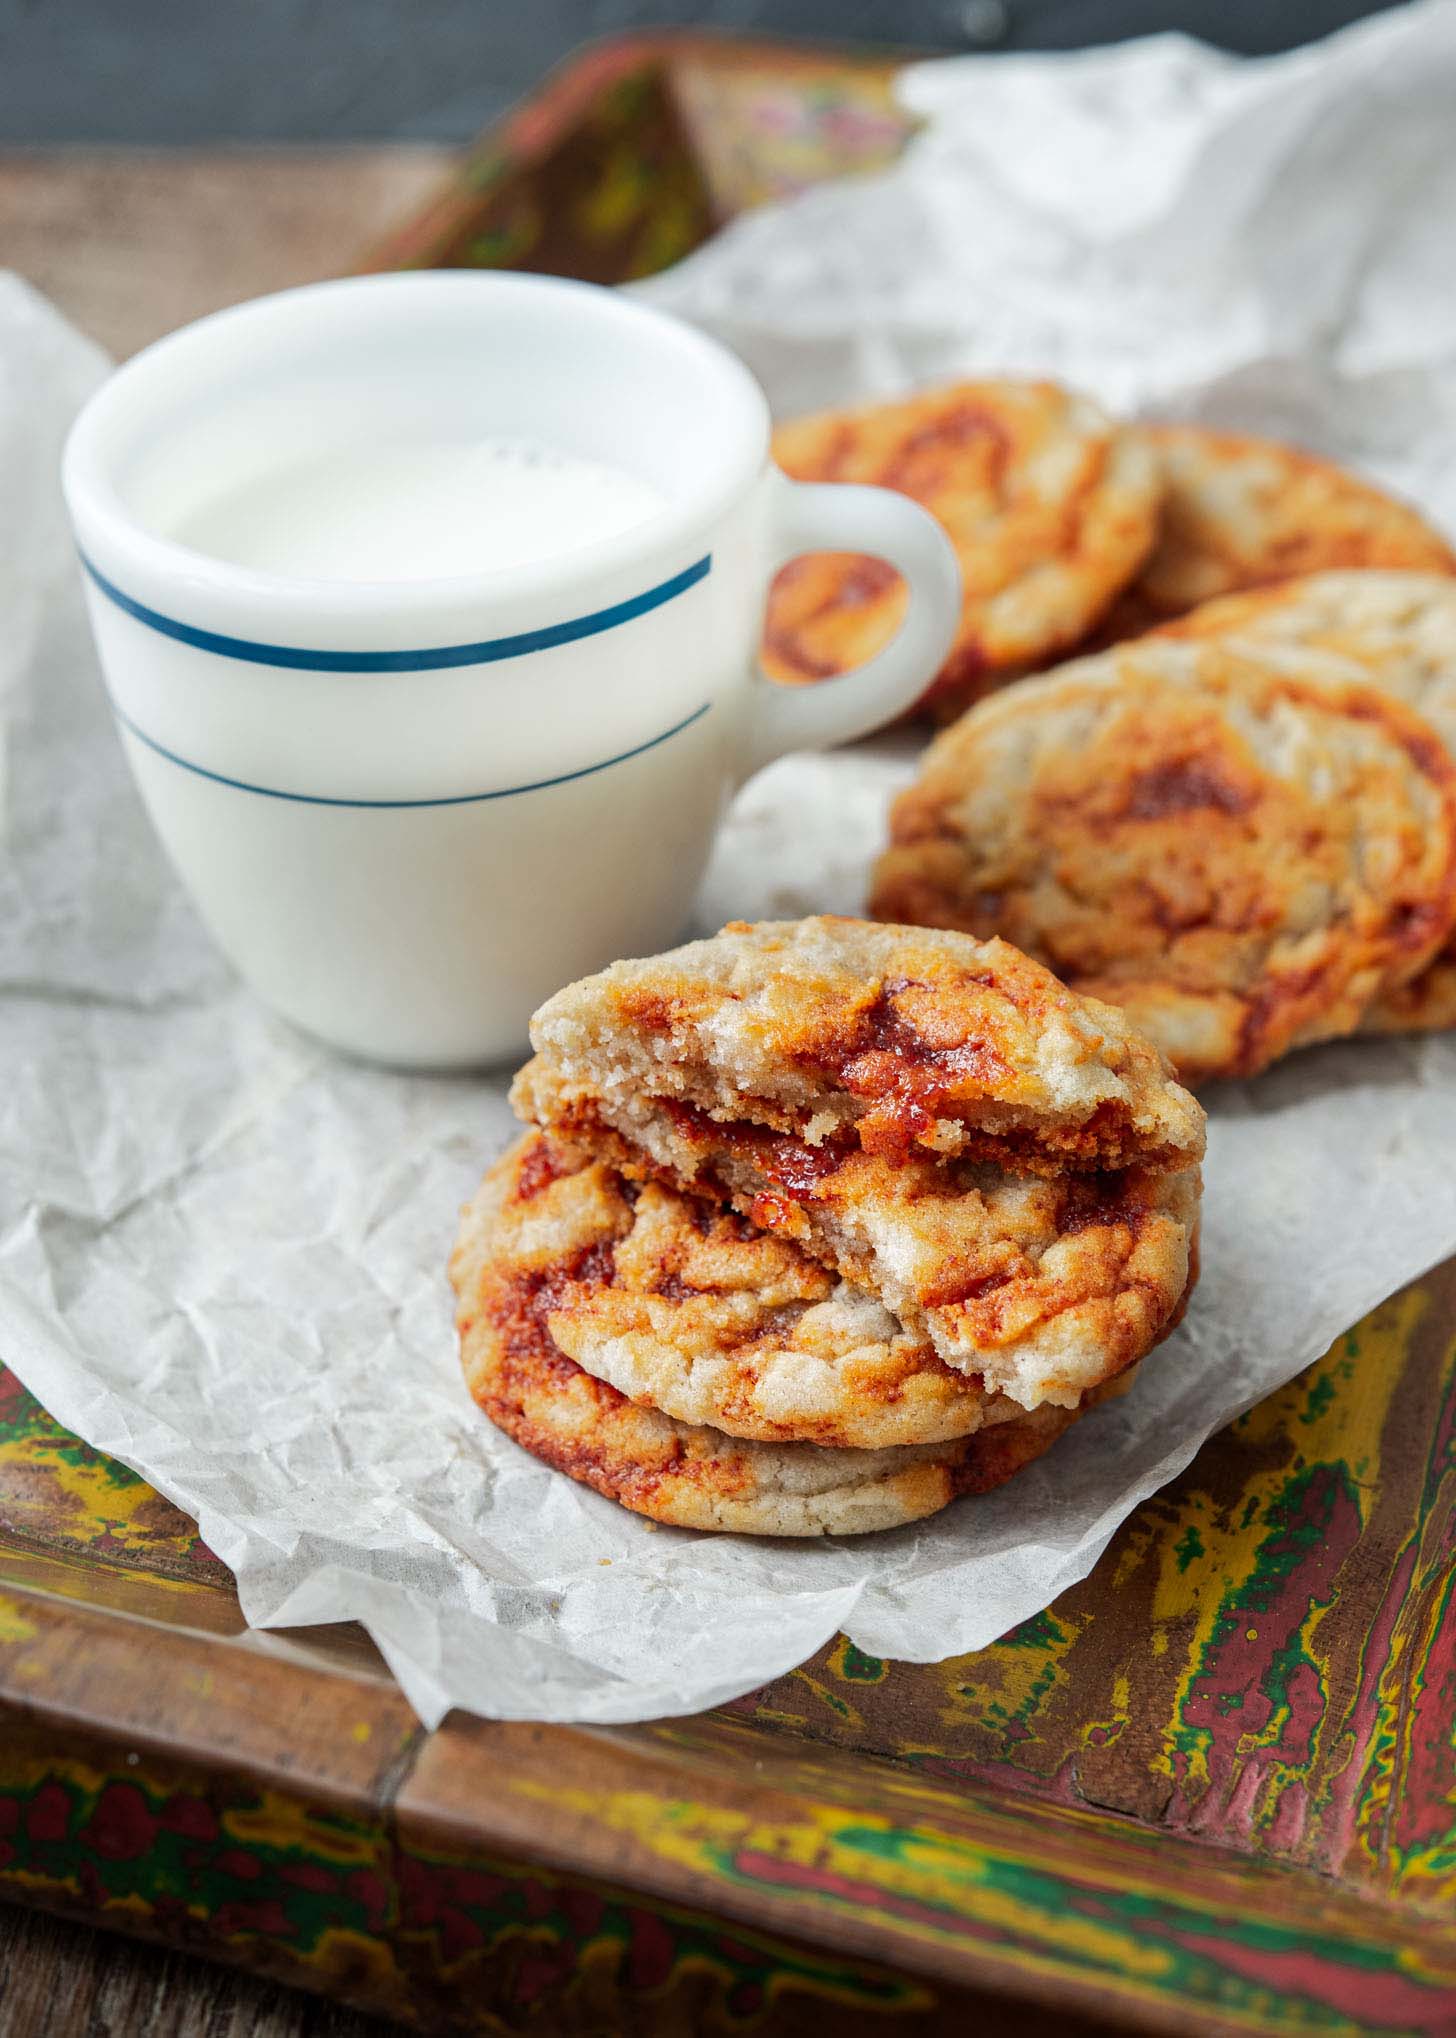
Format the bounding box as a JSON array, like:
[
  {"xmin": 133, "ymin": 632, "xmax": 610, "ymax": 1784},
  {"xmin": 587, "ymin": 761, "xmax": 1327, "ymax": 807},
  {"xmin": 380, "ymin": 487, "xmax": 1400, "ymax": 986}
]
[{"xmin": 0, "ymin": 0, "xmax": 1406, "ymax": 143}]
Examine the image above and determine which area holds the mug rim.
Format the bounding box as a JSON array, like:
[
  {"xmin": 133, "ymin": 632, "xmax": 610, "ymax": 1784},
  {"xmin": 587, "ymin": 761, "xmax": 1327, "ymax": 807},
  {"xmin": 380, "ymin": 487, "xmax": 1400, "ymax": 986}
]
[{"xmin": 61, "ymin": 271, "xmax": 771, "ymax": 624}]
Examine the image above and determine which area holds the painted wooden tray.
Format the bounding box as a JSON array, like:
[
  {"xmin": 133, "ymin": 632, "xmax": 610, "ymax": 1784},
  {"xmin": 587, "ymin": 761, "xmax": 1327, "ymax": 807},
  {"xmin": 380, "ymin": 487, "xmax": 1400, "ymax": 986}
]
[{"xmin": 4, "ymin": 33, "xmax": 1455, "ymax": 2037}]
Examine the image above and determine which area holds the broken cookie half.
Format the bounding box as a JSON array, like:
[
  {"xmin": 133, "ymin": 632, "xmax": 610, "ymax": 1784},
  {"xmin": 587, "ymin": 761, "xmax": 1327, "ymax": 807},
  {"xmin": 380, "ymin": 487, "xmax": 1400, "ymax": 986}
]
[{"xmin": 454, "ymin": 917, "xmax": 1204, "ymax": 1536}]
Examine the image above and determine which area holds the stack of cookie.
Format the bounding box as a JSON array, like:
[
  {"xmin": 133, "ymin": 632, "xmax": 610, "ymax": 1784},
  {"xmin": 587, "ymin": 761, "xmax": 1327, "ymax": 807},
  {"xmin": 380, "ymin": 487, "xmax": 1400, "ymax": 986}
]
[
  {"xmin": 452, "ymin": 918, "xmax": 1204, "ymax": 1536},
  {"xmin": 873, "ymin": 576, "xmax": 1456, "ymax": 1082},
  {"xmin": 764, "ymin": 382, "xmax": 1456, "ymax": 723}
]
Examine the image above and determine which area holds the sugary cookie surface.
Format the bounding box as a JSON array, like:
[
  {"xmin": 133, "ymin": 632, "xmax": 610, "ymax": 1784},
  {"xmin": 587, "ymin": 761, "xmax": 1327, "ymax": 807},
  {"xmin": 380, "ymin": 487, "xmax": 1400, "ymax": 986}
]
[
  {"xmin": 513, "ymin": 1075, "xmax": 1200, "ymax": 1411},
  {"xmin": 524, "ymin": 915, "xmax": 1205, "ymax": 1175},
  {"xmin": 872, "ymin": 641, "xmax": 1456, "ymax": 1082},
  {"xmin": 471, "ymin": 1129, "xmax": 1009, "ymax": 1449},
  {"xmin": 1157, "ymin": 570, "xmax": 1456, "ymax": 744},
  {"xmin": 449, "ymin": 1134, "xmax": 1103, "ymax": 1536},
  {"xmin": 1099, "ymin": 427, "xmax": 1456, "ymax": 639},
  {"xmin": 1156, "ymin": 570, "xmax": 1456, "ymax": 1037}
]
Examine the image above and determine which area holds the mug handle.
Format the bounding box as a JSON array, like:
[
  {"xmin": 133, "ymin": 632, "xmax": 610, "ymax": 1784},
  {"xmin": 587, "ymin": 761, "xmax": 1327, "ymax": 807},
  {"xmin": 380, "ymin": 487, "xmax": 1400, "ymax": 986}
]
[{"xmin": 743, "ymin": 470, "xmax": 962, "ymax": 778}]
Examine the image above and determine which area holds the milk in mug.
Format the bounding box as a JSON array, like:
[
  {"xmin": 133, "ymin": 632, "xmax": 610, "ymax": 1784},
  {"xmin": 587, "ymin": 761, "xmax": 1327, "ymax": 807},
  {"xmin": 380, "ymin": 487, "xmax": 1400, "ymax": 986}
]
[{"xmin": 172, "ymin": 437, "xmax": 670, "ymax": 581}]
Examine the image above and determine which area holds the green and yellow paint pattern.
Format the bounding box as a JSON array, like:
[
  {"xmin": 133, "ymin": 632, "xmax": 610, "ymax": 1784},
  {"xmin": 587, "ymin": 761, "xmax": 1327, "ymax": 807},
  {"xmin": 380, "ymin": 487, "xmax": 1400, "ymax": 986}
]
[
  {"xmin": 733, "ymin": 1285, "xmax": 1456, "ymax": 1921},
  {"xmin": 0, "ymin": 1741, "xmax": 933, "ymax": 2032}
]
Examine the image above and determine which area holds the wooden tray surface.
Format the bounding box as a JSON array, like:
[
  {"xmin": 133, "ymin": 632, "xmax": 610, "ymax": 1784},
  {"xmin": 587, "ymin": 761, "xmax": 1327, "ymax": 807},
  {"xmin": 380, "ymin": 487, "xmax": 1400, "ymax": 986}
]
[{"xmin": 4, "ymin": 32, "xmax": 1455, "ymax": 2038}]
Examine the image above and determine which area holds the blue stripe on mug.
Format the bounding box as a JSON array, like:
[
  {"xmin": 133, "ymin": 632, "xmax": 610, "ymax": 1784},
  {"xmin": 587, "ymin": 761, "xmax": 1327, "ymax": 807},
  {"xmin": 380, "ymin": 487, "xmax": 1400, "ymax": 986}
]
[
  {"xmin": 110, "ymin": 699, "xmax": 713, "ymax": 808},
  {"xmin": 79, "ymin": 551, "xmax": 712, "ymax": 672}
]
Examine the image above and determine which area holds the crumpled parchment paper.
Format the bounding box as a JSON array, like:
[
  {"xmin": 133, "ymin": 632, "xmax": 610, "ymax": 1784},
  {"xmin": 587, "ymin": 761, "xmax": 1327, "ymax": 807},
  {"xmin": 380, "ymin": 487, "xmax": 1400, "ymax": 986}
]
[{"xmin": 7, "ymin": 3, "xmax": 1456, "ymax": 1726}]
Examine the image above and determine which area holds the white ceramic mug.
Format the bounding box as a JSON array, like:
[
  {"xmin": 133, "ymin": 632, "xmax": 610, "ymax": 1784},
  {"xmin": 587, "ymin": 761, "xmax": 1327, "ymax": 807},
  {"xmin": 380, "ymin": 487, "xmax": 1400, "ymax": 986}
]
[{"xmin": 63, "ymin": 273, "xmax": 959, "ymax": 1067}]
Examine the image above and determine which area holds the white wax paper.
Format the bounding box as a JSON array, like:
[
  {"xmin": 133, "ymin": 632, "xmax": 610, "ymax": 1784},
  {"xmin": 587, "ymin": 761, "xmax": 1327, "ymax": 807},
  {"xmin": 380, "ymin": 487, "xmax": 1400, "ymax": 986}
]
[{"xmin": 8, "ymin": 4, "xmax": 1456, "ymax": 1727}]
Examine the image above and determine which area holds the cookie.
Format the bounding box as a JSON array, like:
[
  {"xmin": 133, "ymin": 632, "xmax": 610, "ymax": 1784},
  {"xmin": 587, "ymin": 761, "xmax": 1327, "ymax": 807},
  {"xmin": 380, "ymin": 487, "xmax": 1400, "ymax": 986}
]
[
  {"xmin": 871, "ymin": 639, "xmax": 1456, "ymax": 1083},
  {"xmin": 451, "ymin": 1137, "xmax": 1137, "ymax": 1537},
  {"xmin": 467, "ymin": 1130, "xmax": 1019, "ymax": 1447},
  {"xmin": 515, "ymin": 1073, "xmax": 1199, "ymax": 1413},
  {"xmin": 763, "ymin": 380, "xmax": 1162, "ymax": 719},
  {"xmin": 1158, "ymin": 571, "xmax": 1456, "ymax": 1036},
  {"xmin": 515, "ymin": 918, "xmax": 1201, "ymax": 1409},
  {"xmin": 522, "ymin": 915, "xmax": 1205, "ymax": 1178},
  {"xmin": 1157, "ymin": 572, "xmax": 1456, "ymax": 736},
  {"xmin": 1099, "ymin": 427, "xmax": 1456, "ymax": 639}
]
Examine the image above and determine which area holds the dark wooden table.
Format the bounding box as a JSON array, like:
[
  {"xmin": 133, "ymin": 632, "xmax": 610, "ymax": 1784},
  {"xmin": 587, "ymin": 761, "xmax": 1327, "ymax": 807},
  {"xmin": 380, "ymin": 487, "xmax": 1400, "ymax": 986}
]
[{"xmin": 0, "ymin": 1899, "xmax": 405, "ymax": 2038}]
